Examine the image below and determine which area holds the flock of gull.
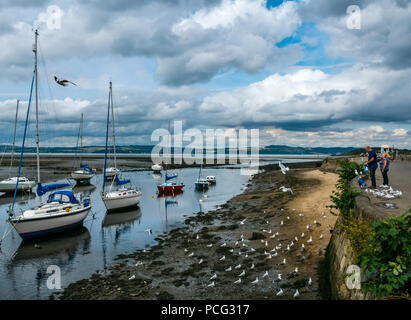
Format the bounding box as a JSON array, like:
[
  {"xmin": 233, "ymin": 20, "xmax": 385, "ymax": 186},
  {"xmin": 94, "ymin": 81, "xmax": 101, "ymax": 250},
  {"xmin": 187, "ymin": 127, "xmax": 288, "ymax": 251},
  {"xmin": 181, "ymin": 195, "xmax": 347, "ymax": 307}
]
[
  {"xmin": 187, "ymin": 161, "xmax": 323, "ymax": 298},
  {"xmin": 365, "ymin": 185, "xmax": 403, "ymax": 199},
  {"xmin": 189, "ymin": 209, "xmax": 326, "ymax": 298},
  {"xmin": 130, "ymin": 161, "xmax": 327, "ymax": 299}
]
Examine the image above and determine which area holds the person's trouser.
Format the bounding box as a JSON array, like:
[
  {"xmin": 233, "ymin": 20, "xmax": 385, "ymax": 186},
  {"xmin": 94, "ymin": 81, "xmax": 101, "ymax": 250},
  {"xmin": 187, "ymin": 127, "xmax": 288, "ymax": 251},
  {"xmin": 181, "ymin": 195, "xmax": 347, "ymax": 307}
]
[
  {"xmin": 369, "ymin": 168, "xmax": 377, "ymax": 187},
  {"xmin": 382, "ymin": 170, "xmax": 389, "ymax": 186}
]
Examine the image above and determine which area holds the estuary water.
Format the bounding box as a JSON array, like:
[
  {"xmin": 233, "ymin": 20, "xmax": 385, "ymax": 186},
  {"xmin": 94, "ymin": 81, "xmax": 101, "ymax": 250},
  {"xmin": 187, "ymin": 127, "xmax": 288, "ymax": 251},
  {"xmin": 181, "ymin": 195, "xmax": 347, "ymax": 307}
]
[{"xmin": 0, "ymin": 167, "xmax": 249, "ymax": 299}]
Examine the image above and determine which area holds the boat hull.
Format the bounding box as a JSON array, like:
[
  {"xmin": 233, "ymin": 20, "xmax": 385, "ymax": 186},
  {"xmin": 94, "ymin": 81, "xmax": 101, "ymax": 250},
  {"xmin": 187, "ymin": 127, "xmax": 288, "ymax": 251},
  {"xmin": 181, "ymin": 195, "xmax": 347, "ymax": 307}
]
[
  {"xmin": 103, "ymin": 192, "xmax": 141, "ymax": 211},
  {"xmin": 0, "ymin": 181, "xmax": 35, "ymax": 193},
  {"xmin": 195, "ymin": 183, "xmax": 209, "ymax": 191},
  {"xmin": 71, "ymin": 172, "xmax": 94, "ymax": 182},
  {"xmin": 157, "ymin": 184, "xmax": 184, "ymax": 193},
  {"xmin": 10, "ymin": 207, "xmax": 91, "ymax": 240}
]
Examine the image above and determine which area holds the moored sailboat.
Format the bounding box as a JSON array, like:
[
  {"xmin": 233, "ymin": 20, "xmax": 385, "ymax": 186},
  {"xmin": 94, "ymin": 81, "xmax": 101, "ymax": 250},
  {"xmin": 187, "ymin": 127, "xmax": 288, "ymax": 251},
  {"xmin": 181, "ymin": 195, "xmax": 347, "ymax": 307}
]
[
  {"xmin": 101, "ymin": 81, "xmax": 141, "ymax": 211},
  {"xmin": 71, "ymin": 113, "xmax": 96, "ymax": 184},
  {"xmin": 7, "ymin": 30, "xmax": 91, "ymax": 240},
  {"xmin": 195, "ymin": 162, "xmax": 209, "ymax": 191},
  {"xmin": 0, "ymin": 100, "xmax": 35, "ymax": 193},
  {"xmin": 157, "ymin": 121, "xmax": 184, "ymax": 194}
]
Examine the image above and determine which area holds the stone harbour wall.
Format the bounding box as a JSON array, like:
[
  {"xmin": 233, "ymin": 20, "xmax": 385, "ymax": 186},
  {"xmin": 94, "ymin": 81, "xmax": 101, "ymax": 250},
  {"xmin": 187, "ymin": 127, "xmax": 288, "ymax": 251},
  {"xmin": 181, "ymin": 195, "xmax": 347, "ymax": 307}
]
[{"xmin": 327, "ymin": 180, "xmax": 382, "ymax": 300}]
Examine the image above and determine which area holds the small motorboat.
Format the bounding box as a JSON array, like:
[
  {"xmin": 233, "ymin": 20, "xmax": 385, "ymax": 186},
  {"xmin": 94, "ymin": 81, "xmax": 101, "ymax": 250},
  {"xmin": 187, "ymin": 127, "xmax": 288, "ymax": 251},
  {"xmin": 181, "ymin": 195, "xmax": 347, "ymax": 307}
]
[
  {"xmin": 206, "ymin": 176, "xmax": 216, "ymax": 184},
  {"xmin": 0, "ymin": 177, "xmax": 35, "ymax": 193},
  {"xmin": 9, "ymin": 191, "xmax": 91, "ymax": 239},
  {"xmin": 152, "ymin": 164, "xmax": 163, "ymax": 173},
  {"xmin": 195, "ymin": 178, "xmax": 210, "ymax": 191}
]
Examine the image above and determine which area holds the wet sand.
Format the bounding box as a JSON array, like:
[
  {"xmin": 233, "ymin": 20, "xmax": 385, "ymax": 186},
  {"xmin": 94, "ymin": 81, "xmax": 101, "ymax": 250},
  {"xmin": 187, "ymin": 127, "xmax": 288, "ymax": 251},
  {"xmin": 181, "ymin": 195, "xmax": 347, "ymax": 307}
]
[{"xmin": 57, "ymin": 166, "xmax": 337, "ymax": 300}]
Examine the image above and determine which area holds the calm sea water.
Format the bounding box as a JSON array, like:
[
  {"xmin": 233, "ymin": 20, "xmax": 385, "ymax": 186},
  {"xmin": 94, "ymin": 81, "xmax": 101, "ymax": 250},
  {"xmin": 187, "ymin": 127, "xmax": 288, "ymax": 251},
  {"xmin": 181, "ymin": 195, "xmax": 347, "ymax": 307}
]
[{"xmin": 0, "ymin": 167, "xmax": 249, "ymax": 300}]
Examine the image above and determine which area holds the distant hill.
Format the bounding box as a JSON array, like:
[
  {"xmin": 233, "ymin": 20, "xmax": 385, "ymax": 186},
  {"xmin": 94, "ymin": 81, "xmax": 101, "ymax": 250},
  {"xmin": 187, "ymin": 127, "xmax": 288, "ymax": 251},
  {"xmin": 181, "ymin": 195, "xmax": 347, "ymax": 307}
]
[
  {"xmin": 337, "ymin": 147, "xmax": 411, "ymax": 156},
  {"xmin": 260, "ymin": 145, "xmax": 357, "ymax": 155},
  {"xmin": 0, "ymin": 144, "xmax": 357, "ymax": 155}
]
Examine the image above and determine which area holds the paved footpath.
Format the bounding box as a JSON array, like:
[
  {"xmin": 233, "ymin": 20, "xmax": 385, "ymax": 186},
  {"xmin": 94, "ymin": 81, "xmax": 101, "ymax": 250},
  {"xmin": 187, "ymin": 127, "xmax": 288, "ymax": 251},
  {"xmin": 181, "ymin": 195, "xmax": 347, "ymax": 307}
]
[{"xmin": 360, "ymin": 159, "xmax": 411, "ymax": 216}]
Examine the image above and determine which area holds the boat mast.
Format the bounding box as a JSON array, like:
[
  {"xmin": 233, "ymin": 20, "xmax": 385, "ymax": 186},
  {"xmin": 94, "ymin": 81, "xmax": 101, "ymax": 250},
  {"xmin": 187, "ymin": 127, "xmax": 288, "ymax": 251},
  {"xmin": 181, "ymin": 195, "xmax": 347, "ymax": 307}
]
[
  {"xmin": 9, "ymin": 100, "xmax": 19, "ymax": 177},
  {"xmin": 165, "ymin": 120, "xmax": 171, "ymax": 181},
  {"xmin": 102, "ymin": 83, "xmax": 111, "ymax": 194},
  {"xmin": 79, "ymin": 112, "xmax": 83, "ymax": 165},
  {"xmin": 33, "ymin": 29, "xmax": 40, "ymax": 183},
  {"xmin": 109, "ymin": 81, "xmax": 117, "ymax": 169}
]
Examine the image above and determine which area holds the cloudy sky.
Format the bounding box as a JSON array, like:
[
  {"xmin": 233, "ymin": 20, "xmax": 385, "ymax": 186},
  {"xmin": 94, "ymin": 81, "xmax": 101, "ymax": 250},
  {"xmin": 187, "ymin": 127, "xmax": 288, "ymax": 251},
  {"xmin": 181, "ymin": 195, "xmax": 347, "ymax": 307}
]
[{"xmin": 0, "ymin": 0, "xmax": 410, "ymax": 149}]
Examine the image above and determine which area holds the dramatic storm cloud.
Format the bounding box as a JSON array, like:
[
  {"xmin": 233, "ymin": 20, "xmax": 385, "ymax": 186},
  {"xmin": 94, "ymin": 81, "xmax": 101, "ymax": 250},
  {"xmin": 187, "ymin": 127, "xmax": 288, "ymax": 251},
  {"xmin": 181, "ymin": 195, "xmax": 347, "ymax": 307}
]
[{"xmin": 0, "ymin": 0, "xmax": 410, "ymax": 148}]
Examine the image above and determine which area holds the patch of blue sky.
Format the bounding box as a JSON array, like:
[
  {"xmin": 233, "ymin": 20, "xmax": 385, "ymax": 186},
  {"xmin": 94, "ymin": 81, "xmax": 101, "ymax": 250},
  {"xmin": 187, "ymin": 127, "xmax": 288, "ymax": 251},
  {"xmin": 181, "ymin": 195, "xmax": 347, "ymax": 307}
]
[
  {"xmin": 266, "ymin": 0, "xmax": 298, "ymax": 9},
  {"xmin": 276, "ymin": 22, "xmax": 354, "ymax": 74}
]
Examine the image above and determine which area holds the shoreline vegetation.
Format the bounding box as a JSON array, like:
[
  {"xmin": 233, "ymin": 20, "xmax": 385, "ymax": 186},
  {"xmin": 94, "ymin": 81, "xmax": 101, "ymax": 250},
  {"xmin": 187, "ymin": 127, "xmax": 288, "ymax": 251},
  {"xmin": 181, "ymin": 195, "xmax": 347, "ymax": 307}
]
[
  {"xmin": 328, "ymin": 159, "xmax": 410, "ymax": 299},
  {"xmin": 56, "ymin": 163, "xmax": 338, "ymax": 300}
]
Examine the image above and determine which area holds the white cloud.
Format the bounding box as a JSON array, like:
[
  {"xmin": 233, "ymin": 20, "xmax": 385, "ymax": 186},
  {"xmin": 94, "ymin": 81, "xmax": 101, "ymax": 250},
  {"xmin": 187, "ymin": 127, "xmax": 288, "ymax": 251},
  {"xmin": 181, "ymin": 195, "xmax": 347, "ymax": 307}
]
[{"xmin": 198, "ymin": 65, "xmax": 411, "ymax": 126}]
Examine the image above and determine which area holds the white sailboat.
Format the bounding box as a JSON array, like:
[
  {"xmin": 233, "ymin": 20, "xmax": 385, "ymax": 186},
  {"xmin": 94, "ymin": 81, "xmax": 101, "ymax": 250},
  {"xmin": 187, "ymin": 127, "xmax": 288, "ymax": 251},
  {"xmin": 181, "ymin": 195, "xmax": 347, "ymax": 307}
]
[
  {"xmin": 71, "ymin": 113, "xmax": 96, "ymax": 183},
  {"xmin": 0, "ymin": 100, "xmax": 35, "ymax": 193},
  {"xmin": 101, "ymin": 81, "xmax": 141, "ymax": 211},
  {"xmin": 7, "ymin": 30, "xmax": 91, "ymax": 240}
]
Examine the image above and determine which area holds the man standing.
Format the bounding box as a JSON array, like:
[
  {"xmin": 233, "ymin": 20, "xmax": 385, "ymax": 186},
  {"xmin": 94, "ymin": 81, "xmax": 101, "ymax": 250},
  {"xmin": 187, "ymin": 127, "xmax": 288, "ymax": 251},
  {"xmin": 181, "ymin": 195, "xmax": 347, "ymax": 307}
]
[{"xmin": 365, "ymin": 146, "xmax": 378, "ymax": 189}]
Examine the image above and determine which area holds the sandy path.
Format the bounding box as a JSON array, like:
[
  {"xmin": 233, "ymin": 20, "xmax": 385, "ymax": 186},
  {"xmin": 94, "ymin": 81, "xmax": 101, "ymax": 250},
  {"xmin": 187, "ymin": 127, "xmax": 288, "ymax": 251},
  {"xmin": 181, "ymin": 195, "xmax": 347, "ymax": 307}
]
[{"xmin": 283, "ymin": 169, "xmax": 338, "ymax": 298}]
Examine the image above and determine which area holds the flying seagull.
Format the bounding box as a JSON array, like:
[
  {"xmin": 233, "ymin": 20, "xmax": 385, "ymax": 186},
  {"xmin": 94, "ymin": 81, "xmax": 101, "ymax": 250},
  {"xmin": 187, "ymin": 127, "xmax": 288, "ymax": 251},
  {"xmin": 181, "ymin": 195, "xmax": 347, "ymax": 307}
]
[{"xmin": 54, "ymin": 76, "xmax": 77, "ymax": 86}]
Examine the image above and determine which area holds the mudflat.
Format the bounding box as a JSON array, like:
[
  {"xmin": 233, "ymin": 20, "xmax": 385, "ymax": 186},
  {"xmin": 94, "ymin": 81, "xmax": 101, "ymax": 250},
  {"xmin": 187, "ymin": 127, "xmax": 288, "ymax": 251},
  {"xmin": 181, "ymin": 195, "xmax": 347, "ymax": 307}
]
[{"xmin": 57, "ymin": 166, "xmax": 337, "ymax": 300}]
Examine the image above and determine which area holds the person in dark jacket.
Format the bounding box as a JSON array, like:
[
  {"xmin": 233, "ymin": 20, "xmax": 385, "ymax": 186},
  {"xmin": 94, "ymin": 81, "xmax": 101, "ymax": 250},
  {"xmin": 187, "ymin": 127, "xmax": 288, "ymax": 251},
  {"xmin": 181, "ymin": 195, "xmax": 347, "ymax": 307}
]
[
  {"xmin": 379, "ymin": 152, "xmax": 391, "ymax": 186},
  {"xmin": 365, "ymin": 146, "xmax": 378, "ymax": 189}
]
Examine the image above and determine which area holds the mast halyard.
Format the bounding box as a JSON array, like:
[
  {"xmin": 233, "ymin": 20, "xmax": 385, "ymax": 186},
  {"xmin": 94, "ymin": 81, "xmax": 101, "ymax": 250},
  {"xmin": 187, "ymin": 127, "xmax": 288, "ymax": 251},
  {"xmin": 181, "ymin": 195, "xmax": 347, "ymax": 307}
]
[
  {"xmin": 33, "ymin": 29, "xmax": 40, "ymax": 184},
  {"xmin": 9, "ymin": 100, "xmax": 19, "ymax": 178},
  {"xmin": 109, "ymin": 81, "xmax": 117, "ymax": 169}
]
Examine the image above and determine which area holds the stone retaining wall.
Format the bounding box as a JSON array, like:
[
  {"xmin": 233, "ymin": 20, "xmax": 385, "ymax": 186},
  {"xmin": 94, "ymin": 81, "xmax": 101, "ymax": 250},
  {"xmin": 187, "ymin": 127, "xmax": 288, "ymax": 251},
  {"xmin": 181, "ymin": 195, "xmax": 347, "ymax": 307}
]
[{"xmin": 327, "ymin": 178, "xmax": 382, "ymax": 300}]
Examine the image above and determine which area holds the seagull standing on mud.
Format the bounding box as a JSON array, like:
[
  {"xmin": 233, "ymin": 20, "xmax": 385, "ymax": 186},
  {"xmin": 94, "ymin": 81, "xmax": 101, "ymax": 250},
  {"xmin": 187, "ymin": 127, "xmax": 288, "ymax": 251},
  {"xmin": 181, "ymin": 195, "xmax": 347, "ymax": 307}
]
[{"xmin": 279, "ymin": 161, "xmax": 290, "ymax": 174}]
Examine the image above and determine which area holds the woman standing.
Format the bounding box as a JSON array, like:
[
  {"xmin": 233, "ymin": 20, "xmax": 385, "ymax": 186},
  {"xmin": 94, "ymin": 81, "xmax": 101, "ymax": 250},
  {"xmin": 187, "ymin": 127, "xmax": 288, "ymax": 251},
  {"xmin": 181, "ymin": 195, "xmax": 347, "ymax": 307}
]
[{"xmin": 379, "ymin": 152, "xmax": 391, "ymax": 187}]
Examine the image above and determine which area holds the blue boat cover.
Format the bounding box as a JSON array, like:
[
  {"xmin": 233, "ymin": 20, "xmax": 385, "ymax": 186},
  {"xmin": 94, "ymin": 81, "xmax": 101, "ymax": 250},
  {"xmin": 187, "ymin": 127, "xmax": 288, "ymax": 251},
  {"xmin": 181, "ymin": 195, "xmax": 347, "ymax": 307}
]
[
  {"xmin": 115, "ymin": 175, "xmax": 130, "ymax": 186},
  {"xmin": 47, "ymin": 190, "xmax": 79, "ymax": 204},
  {"xmin": 165, "ymin": 173, "xmax": 177, "ymax": 181},
  {"xmin": 37, "ymin": 182, "xmax": 71, "ymax": 196},
  {"xmin": 80, "ymin": 164, "xmax": 95, "ymax": 173}
]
